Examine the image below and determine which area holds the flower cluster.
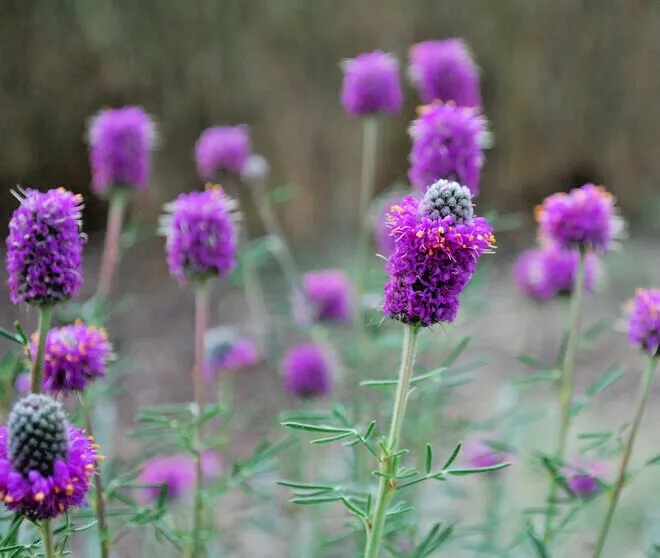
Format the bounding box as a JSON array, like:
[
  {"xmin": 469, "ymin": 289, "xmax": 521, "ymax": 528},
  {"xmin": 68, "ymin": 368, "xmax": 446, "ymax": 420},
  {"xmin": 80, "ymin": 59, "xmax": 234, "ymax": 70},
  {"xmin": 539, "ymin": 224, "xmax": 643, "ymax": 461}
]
[
  {"xmin": 87, "ymin": 106, "xmax": 157, "ymax": 194},
  {"xmin": 302, "ymin": 269, "xmax": 353, "ymax": 324},
  {"xmin": 282, "ymin": 343, "xmax": 332, "ymax": 399},
  {"xmin": 463, "ymin": 438, "xmax": 511, "ymax": 470},
  {"xmin": 384, "ymin": 180, "xmax": 494, "ymax": 326},
  {"xmin": 195, "ymin": 126, "xmax": 251, "ymax": 179},
  {"xmin": 204, "ymin": 326, "xmax": 260, "ymax": 380},
  {"xmin": 408, "ymin": 103, "xmax": 487, "ymax": 196},
  {"xmin": 6, "ymin": 188, "xmax": 85, "ymax": 307},
  {"xmin": 340, "ymin": 51, "xmax": 403, "ymax": 117},
  {"xmin": 160, "ymin": 185, "xmax": 240, "ymax": 286},
  {"xmin": 561, "ymin": 457, "xmax": 607, "ymax": 498},
  {"xmin": 28, "ymin": 322, "xmax": 113, "ymax": 394},
  {"xmin": 409, "ymin": 39, "xmax": 481, "ymax": 107},
  {"xmin": 626, "ymin": 289, "xmax": 660, "ymax": 356}
]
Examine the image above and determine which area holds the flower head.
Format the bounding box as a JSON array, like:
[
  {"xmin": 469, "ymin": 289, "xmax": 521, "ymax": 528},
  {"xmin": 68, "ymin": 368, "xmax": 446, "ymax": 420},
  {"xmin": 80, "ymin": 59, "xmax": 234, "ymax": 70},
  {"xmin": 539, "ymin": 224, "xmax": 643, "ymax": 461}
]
[
  {"xmin": 204, "ymin": 327, "xmax": 260, "ymax": 380},
  {"xmin": 340, "ymin": 51, "xmax": 403, "ymax": 117},
  {"xmin": 384, "ymin": 180, "xmax": 494, "ymax": 326},
  {"xmin": 513, "ymin": 246, "xmax": 600, "ymax": 302},
  {"xmin": 408, "ymin": 103, "xmax": 487, "ymax": 196},
  {"xmin": 302, "ymin": 269, "xmax": 353, "ymax": 324},
  {"xmin": 561, "ymin": 457, "xmax": 607, "ymax": 498},
  {"xmin": 409, "ymin": 39, "xmax": 481, "ymax": 107},
  {"xmin": 240, "ymin": 154, "xmax": 271, "ymax": 184},
  {"xmin": 626, "ymin": 289, "xmax": 660, "ymax": 356},
  {"xmin": 6, "ymin": 187, "xmax": 85, "ymax": 307},
  {"xmin": 374, "ymin": 194, "xmax": 409, "ymax": 256},
  {"xmin": 282, "ymin": 343, "xmax": 332, "ymax": 399},
  {"xmin": 14, "ymin": 373, "xmax": 31, "ymax": 396},
  {"xmin": 463, "ymin": 438, "xmax": 511, "ymax": 470},
  {"xmin": 87, "ymin": 106, "xmax": 156, "ymax": 194},
  {"xmin": 195, "ymin": 126, "xmax": 251, "ymax": 179},
  {"xmin": 160, "ymin": 185, "xmax": 239, "ymax": 286},
  {"xmin": 0, "ymin": 394, "xmax": 98, "ymax": 519},
  {"xmin": 28, "ymin": 322, "xmax": 113, "ymax": 394},
  {"xmin": 535, "ymin": 184, "xmax": 623, "ymax": 253}
]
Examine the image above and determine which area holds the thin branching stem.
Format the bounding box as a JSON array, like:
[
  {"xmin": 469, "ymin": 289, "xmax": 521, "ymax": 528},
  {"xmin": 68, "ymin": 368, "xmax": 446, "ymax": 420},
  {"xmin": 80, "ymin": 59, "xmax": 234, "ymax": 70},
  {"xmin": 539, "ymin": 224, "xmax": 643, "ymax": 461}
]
[{"xmin": 96, "ymin": 190, "xmax": 128, "ymax": 301}]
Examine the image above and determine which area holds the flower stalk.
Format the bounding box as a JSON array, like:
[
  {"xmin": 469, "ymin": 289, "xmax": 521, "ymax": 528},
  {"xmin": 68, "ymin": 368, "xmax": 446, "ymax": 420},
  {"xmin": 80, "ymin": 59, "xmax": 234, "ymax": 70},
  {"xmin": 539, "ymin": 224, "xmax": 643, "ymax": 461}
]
[
  {"xmin": 40, "ymin": 520, "xmax": 55, "ymax": 558},
  {"xmin": 364, "ymin": 325, "xmax": 420, "ymax": 558},
  {"xmin": 96, "ymin": 189, "xmax": 128, "ymax": 301},
  {"xmin": 31, "ymin": 306, "xmax": 53, "ymax": 394},
  {"xmin": 592, "ymin": 355, "xmax": 657, "ymax": 557}
]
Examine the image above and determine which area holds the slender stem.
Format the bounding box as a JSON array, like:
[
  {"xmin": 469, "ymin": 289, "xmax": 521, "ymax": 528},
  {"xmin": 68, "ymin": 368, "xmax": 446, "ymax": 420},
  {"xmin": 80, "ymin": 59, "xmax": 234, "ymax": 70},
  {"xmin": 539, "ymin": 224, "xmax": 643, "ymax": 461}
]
[
  {"xmin": 31, "ymin": 306, "xmax": 53, "ymax": 394},
  {"xmin": 364, "ymin": 325, "xmax": 419, "ymax": 558},
  {"xmin": 40, "ymin": 520, "xmax": 55, "ymax": 558},
  {"xmin": 543, "ymin": 249, "xmax": 587, "ymax": 542},
  {"xmin": 96, "ymin": 190, "xmax": 128, "ymax": 301},
  {"xmin": 592, "ymin": 356, "xmax": 657, "ymax": 557},
  {"xmin": 188, "ymin": 283, "xmax": 209, "ymax": 558}
]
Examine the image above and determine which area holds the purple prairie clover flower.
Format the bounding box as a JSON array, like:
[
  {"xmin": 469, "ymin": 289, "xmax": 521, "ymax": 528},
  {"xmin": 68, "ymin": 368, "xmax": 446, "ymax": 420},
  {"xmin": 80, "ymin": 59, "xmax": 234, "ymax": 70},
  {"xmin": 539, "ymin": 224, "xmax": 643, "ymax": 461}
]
[
  {"xmin": 204, "ymin": 327, "xmax": 260, "ymax": 381},
  {"xmin": 195, "ymin": 126, "xmax": 251, "ymax": 179},
  {"xmin": 87, "ymin": 106, "xmax": 157, "ymax": 194},
  {"xmin": 15, "ymin": 373, "xmax": 31, "ymax": 396},
  {"xmin": 626, "ymin": 289, "xmax": 660, "ymax": 356},
  {"xmin": 561, "ymin": 458, "xmax": 607, "ymax": 498},
  {"xmin": 282, "ymin": 343, "xmax": 332, "ymax": 399},
  {"xmin": 28, "ymin": 322, "xmax": 113, "ymax": 394},
  {"xmin": 408, "ymin": 102, "xmax": 487, "ymax": 196},
  {"xmin": 6, "ymin": 187, "xmax": 85, "ymax": 307},
  {"xmin": 463, "ymin": 439, "xmax": 511, "ymax": 470},
  {"xmin": 408, "ymin": 39, "xmax": 481, "ymax": 107},
  {"xmin": 384, "ymin": 179, "xmax": 494, "ymax": 326},
  {"xmin": 513, "ymin": 246, "xmax": 600, "ymax": 302},
  {"xmin": 302, "ymin": 269, "xmax": 354, "ymax": 324},
  {"xmin": 160, "ymin": 185, "xmax": 240, "ymax": 286},
  {"xmin": 340, "ymin": 50, "xmax": 403, "ymax": 117},
  {"xmin": 0, "ymin": 394, "xmax": 99, "ymax": 519},
  {"xmin": 373, "ymin": 193, "xmax": 412, "ymax": 256},
  {"xmin": 535, "ymin": 184, "xmax": 624, "ymax": 253}
]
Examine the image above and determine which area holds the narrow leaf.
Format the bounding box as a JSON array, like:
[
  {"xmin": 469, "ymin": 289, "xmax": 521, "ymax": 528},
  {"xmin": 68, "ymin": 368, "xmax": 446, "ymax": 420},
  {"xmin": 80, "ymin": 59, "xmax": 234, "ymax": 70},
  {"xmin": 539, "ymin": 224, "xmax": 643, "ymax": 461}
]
[
  {"xmin": 441, "ymin": 443, "xmax": 462, "ymax": 470},
  {"xmin": 281, "ymin": 422, "xmax": 353, "ymax": 434},
  {"xmin": 425, "ymin": 444, "xmax": 433, "ymax": 474}
]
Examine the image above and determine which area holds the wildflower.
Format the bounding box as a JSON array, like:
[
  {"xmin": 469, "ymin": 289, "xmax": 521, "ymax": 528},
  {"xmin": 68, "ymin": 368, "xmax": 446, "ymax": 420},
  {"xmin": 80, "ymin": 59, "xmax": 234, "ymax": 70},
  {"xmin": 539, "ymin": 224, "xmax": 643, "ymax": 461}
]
[
  {"xmin": 408, "ymin": 102, "xmax": 487, "ymax": 196},
  {"xmin": 0, "ymin": 394, "xmax": 98, "ymax": 519},
  {"xmin": 463, "ymin": 438, "xmax": 511, "ymax": 470},
  {"xmin": 240, "ymin": 154, "xmax": 271, "ymax": 184},
  {"xmin": 160, "ymin": 185, "xmax": 240, "ymax": 286},
  {"xmin": 535, "ymin": 184, "xmax": 623, "ymax": 253},
  {"xmin": 513, "ymin": 246, "xmax": 600, "ymax": 302},
  {"xmin": 204, "ymin": 327, "xmax": 260, "ymax": 380},
  {"xmin": 14, "ymin": 373, "xmax": 31, "ymax": 396},
  {"xmin": 282, "ymin": 343, "xmax": 332, "ymax": 399},
  {"xmin": 340, "ymin": 51, "xmax": 403, "ymax": 117},
  {"xmin": 195, "ymin": 126, "xmax": 251, "ymax": 179},
  {"xmin": 409, "ymin": 39, "xmax": 481, "ymax": 107},
  {"xmin": 87, "ymin": 106, "xmax": 157, "ymax": 194},
  {"xmin": 384, "ymin": 179, "xmax": 494, "ymax": 326},
  {"xmin": 6, "ymin": 188, "xmax": 85, "ymax": 307},
  {"xmin": 561, "ymin": 457, "xmax": 607, "ymax": 498},
  {"xmin": 626, "ymin": 289, "xmax": 660, "ymax": 356},
  {"xmin": 302, "ymin": 269, "xmax": 353, "ymax": 324},
  {"xmin": 28, "ymin": 322, "xmax": 113, "ymax": 394}
]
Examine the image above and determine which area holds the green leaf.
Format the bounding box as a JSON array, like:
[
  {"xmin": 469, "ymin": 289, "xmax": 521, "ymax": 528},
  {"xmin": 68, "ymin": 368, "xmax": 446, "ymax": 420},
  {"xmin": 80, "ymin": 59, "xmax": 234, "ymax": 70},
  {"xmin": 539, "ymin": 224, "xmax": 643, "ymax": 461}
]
[
  {"xmin": 412, "ymin": 523, "xmax": 454, "ymax": 558},
  {"xmin": 441, "ymin": 443, "xmax": 462, "ymax": 470},
  {"xmin": 0, "ymin": 327, "xmax": 24, "ymax": 346},
  {"xmin": 276, "ymin": 480, "xmax": 334, "ymax": 491},
  {"xmin": 290, "ymin": 495, "xmax": 341, "ymax": 505},
  {"xmin": 447, "ymin": 462, "xmax": 510, "ymax": 475},
  {"xmin": 410, "ymin": 367, "xmax": 448, "ymax": 386},
  {"xmin": 311, "ymin": 432, "xmax": 354, "ymax": 445},
  {"xmin": 581, "ymin": 318, "xmax": 613, "ymax": 342},
  {"xmin": 281, "ymin": 422, "xmax": 354, "ymax": 434},
  {"xmin": 512, "ymin": 370, "xmax": 559, "ymax": 385},
  {"xmin": 516, "ymin": 354, "xmax": 553, "ymax": 371},
  {"xmin": 524, "ymin": 521, "xmax": 550, "ymax": 558},
  {"xmin": 571, "ymin": 363, "xmax": 623, "ymax": 417},
  {"xmin": 340, "ymin": 496, "xmax": 367, "ymax": 518},
  {"xmin": 425, "ymin": 444, "xmax": 433, "ymax": 474},
  {"xmin": 268, "ymin": 184, "xmax": 297, "ymax": 205},
  {"xmin": 443, "ymin": 336, "xmax": 470, "ymax": 367},
  {"xmin": 645, "ymin": 454, "xmax": 660, "ymax": 467},
  {"xmin": 13, "ymin": 322, "xmax": 28, "ymax": 345},
  {"xmin": 360, "ymin": 379, "xmax": 398, "ymax": 388}
]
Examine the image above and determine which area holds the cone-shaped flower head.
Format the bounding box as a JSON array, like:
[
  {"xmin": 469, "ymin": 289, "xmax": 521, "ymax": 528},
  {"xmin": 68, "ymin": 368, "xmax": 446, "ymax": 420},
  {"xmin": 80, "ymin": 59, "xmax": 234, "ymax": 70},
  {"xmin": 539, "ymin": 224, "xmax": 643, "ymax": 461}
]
[
  {"xmin": 0, "ymin": 394, "xmax": 99, "ymax": 519},
  {"xmin": 463, "ymin": 438, "xmax": 512, "ymax": 470},
  {"xmin": 535, "ymin": 184, "xmax": 623, "ymax": 253},
  {"xmin": 28, "ymin": 322, "xmax": 113, "ymax": 394},
  {"xmin": 340, "ymin": 51, "xmax": 403, "ymax": 117},
  {"xmin": 87, "ymin": 106, "xmax": 157, "ymax": 194},
  {"xmin": 195, "ymin": 126, "xmax": 251, "ymax": 179},
  {"xmin": 626, "ymin": 288, "xmax": 660, "ymax": 356},
  {"xmin": 6, "ymin": 187, "xmax": 85, "ymax": 307},
  {"xmin": 282, "ymin": 343, "xmax": 332, "ymax": 399},
  {"xmin": 384, "ymin": 179, "xmax": 494, "ymax": 326},
  {"xmin": 408, "ymin": 103, "xmax": 487, "ymax": 196},
  {"xmin": 302, "ymin": 269, "xmax": 354, "ymax": 324},
  {"xmin": 409, "ymin": 39, "xmax": 481, "ymax": 107},
  {"xmin": 204, "ymin": 326, "xmax": 260, "ymax": 380},
  {"xmin": 160, "ymin": 185, "xmax": 240, "ymax": 286},
  {"xmin": 513, "ymin": 246, "xmax": 600, "ymax": 302},
  {"xmin": 561, "ymin": 457, "xmax": 607, "ymax": 498}
]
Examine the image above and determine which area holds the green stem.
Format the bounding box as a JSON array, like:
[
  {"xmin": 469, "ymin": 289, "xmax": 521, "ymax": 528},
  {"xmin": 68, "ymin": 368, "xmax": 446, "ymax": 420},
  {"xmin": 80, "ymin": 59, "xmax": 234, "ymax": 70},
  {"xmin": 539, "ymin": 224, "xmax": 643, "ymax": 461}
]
[
  {"xmin": 40, "ymin": 520, "xmax": 55, "ymax": 558},
  {"xmin": 188, "ymin": 283, "xmax": 209, "ymax": 558},
  {"xmin": 364, "ymin": 325, "xmax": 419, "ymax": 558},
  {"xmin": 592, "ymin": 355, "xmax": 657, "ymax": 558},
  {"xmin": 96, "ymin": 190, "xmax": 128, "ymax": 301},
  {"xmin": 543, "ymin": 249, "xmax": 587, "ymax": 542},
  {"xmin": 31, "ymin": 306, "xmax": 53, "ymax": 394}
]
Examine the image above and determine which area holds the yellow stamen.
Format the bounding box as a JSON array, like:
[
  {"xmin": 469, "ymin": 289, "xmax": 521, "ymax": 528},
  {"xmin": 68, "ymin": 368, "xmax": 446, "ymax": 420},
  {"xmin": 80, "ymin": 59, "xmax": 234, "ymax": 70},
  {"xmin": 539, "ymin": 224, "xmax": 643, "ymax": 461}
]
[{"xmin": 34, "ymin": 492, "xmax": 45, "ymax": 502}]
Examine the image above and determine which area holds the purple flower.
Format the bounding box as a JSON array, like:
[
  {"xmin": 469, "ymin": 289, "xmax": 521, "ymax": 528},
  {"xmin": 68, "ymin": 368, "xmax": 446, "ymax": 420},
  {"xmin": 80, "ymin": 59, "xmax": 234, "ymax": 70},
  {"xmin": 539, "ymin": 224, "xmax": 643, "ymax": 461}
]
[
  {"xmin": 87, "ymin": 106, "xmax": 156, "ymax": 194},
  {"xmin": 384, "ymin": 180, "xmax": 494, "ymax": 327},
  {"xmin": 535, "ymin": 184, "xmax": 624, "ymax": 253},
  {"xmin": 28, "ymin": 322, "xmax": 113, "ymax": 394},
  {"xmin": 626, "ymin": 289, "xmax": 660, "ymax": 355},
  {"xmin": 139, "ymin": 451, "xmax": 221, "ymax": 503},
  {"xmin": 561, "ymin": 458, "xmax": 607, "ymax": 498},
  {"xmin": 302, "ymin": 269, "xmax": 354, "ymax": 324},
  {"xmin": 240, "ymin": 154, "xmax": 271, "ymax": 184},
  {"xmin": 195, "ymin": 126, "xmax": 251, "ymax": 179},
  {"xmin": 14, "ymin": 373, "xmax": 31, "ymax": 396},
  {"xmin": 0, "ymin": 394, "xmax": 99, "ymax": 519},
  {"xmin": 282, "ymin": 343, "xmax": 332, "ymax": 399},
  {"xmin": 204, "ymin": 327, "xmax": 260, "ymax": 381},
  {"xmin": 409, "ymin": 39, "xmax": 481, "ymax": 107},
  {"xmin": 340, "ymin": 51, "xmax": 403, "ymax": 117},
  {"xmin": 6, "ymin": 187, "xmax": 85, "ymax": 307},
  {"xmin": 513, "ymin": 246, "xmax": 600, "ymax": 302},
  {"xmin": 463, "ymin": 439, "xmax": 511, "ymax": 470},
  {"xmin": 374, "ymin": 194, "xmax": 411, "ymax": 256},
  {"xmin": 160, "ymin": 185, "xmax": 239, "ymax": 286},
  {"xmin": 408, "ymin": 102, "xmax": 487, "ymax": 196}
]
